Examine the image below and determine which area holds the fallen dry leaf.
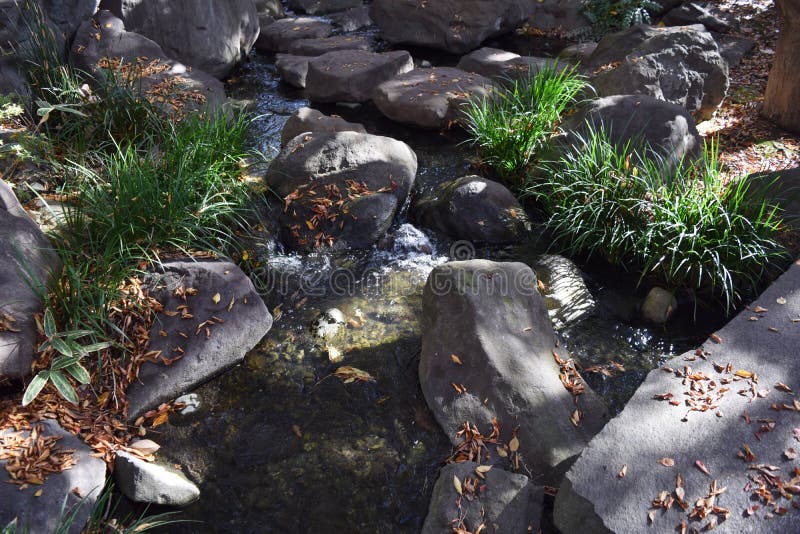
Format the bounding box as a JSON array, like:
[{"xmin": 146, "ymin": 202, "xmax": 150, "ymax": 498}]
[
  {"xmin": 618, "ymin": 464, "xmax": 627, "ymax": 478},
  {"xmin": 659, "ymin": 457, "xmax": 675, "ymax": 467},
  {"xmin": 695, "ymin": 460, "xmax": 711, "ymax": 476},
  {"xmin": 450, "ymin": 354, "xmax": 463, "ymax": 365}
]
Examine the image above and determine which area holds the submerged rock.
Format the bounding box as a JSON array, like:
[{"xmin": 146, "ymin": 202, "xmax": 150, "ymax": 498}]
[
  {"xmin": 104, "ymin": 0, "xmax": 259, "ymax": 79},
  {"xmin": 641, "ymin": 287, "xmax": 677, "ymax": 324},
  {"xmin": 0, "ymin": 179, "xmax": 60, "ymax": 379},
  {"xmin": 586, "ymin": 24, "xmax": 728, "ymax": 120},
  {"xmin": 422, "ymin": 462, "xmax": 543, "ymax": 534},
  {"xmin": 373, "ymin": 67, "xmax": 492, "ymax": 129},
  {"xmin": 0, "ymin": 420, "xmax": 106, "ymax": 534},
  {"xmin": 420, "ymin": 260, "xmax": 608, "ymax": 484},
  {"xmin": 532, "ymin": 254, "xmax": 595, "ymax": 329},
  {"xmin": 554, "ymin": 260, "xmax": 800, "ymax": 533},
  {"xmin": 305, "ymin": 50, "xmax": 414, "ymax": 104},
  {"xmin": 370, "ymin": 0, "xmax": 535, "ymax": 54},
  {"xmin": 264, "ymin": 131, "xmax": 417, "ymax": 251},
  {"xmin": 313, "ymin": 308, "xmax": 346, "ymax": 339},
  {"xmin": 115, "ymin": 451, "xmax": 200, "ymax": 506},
  {"xmin": 280, "ymin": 107, "xmax": 366, "ymax": 146},
  {"xmin": 126, "ymin": 261, "xmax": 272, "ymax": 420},
  {"xmin": 412, "ymin": 175, "xmax": 527, "ymax": 244}
]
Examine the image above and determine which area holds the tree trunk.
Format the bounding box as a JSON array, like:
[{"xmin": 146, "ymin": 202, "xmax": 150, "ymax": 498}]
[{"xmin": 763, "ymin": 0, "xmax": 800, "ymax": 133}]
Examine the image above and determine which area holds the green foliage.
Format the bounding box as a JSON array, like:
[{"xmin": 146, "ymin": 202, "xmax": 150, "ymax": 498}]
[
  {"xmin": 527, "ymin": 127, "xmax": 790, "ymax": 312},
  {"xmin": 0, "ymin": 94, "xmax": 24, "ymax": 123},
  {"xmin": 22, "ymin": 309, "xmax": 110, "ymax": 406},
  {"xmin": 583, "ymin": 0, "xmax": 662, "ymax": 38},
  {"xmin": 463, "ymin": 63, "xmax": 588, "ymax": 185}
]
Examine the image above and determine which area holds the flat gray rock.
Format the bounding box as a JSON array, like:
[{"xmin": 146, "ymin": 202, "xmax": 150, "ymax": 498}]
[
  {"xmin": 0, "ymin": 179, "xmax": 60, "ymax": 379},
  {"xmin": 328, "ymin": 5, "xmax": 373, "ymax": 32},
  {"xmin": 662, "ymin": 2, "xmax": 736, "ymax": 33},
  {"xmin": 280, "ymin": 106, "xmax": 366, "ymax": 146},
  {"xmin": 305, "ymin": 49, "xmax": 413, "ymax": 103},
  {"xmin": 522, "ymin": 0, "xmax": 590, "ymax": 34},
  {"xmin": 555, "ymin": 259, "xmax": 800, "ymax": 533},
  {"xmin": 373, "ymin": 67, "xmax": 492, "ymax": 129},
  {"xmin": 456, "ymin": 47, "xmax": 563, "ymax": 86},
  {"xmin": 288, "ymin": 0, "xmax": 362, "ymax": 15},
  {"xmin": 255, "ymin": 17, "xmax": 333, "ymax": 53},
  {"xmin": 288, "ymin": 34, "xmax": 371, "ymax": 56},
  {"xmin": 422, "ymin": 462, "xmax": 543, "ymax": 534},
  {"xmin": 275, "ymin": 53, "xmax": 310, "ymax": 88},
  {"xmin": 115, "ymin": 451, "xmax": 200, "ymax": 506},
  {"xmin": 126, "ymin": 261, "xmax": 272, "ymax": 420},
  {"xmin": 421, "ymin": 260, "xmax": 608, "ymax": 485},
  {"xmin": 0, "ymin": 420, "xmax": 106, "ymax": 533}
]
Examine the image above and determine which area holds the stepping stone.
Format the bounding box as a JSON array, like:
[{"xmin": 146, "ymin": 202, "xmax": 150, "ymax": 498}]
[
  {"xmin": 456, "ymin": 47, "xmax": 562, "ymax": 85},
  {"xmin": 280, "ymin": 107, "xmax": 366, "ymax": 145},
  {"xmin": 328, "ymin": 5, "xmax": 373, "ymax": 32},
  {"xmin": 288, "ymin": 35, "xmax": 372, "ymax": 56},
  {"xmin": 255, "ymin": 17, "xmax": 333, "ymax": 53},
  {"xmin": 373, "ymin": 67, "xmax": 492, "ymax": 129},
  {"xmin": 275, "ymin": 54, "xmax": 310, "ymax": 88},
  {"xmin": 288, "ymin": 0, "xmax": 361, "ymax": 15},
  {"xmin": 305, "ymin": 49, "xmax": 413, "ymax": 103}
]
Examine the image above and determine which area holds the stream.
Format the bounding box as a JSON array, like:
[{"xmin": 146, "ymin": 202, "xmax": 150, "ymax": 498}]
[{"xmin": 147, "ymin": 51, "xmax": 726, "ymax": 532}]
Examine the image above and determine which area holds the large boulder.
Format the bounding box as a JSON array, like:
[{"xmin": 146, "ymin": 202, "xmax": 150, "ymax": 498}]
[
  {"xmin": 456, "ymin": 47, "xmax": 561, "ymax": 86},
  {"xmin": 373, "ymin": 67, "xmax": 492, "ymax": 129},
  {"xmin": 661, "ymin": 2, "xmax": 736, "ymax": 34},
  {"xmin": 554, "ymin": 259, "xmax": 800, "ymax": 533},
  {"xmin": 264, "ymin": 131, "xmax": 417, "ymax": 251},
  {"xmin": 0, "ymin": 420, "xmax": 106, "ymax": 534},
  {"xmin": 305, "ymin": 50, "xmax": 413, "ymax": 103},
  {"xmin": 412, "ymin": 175, "xmax": 528, "ymax": 244},
  {"xmin": 255, "ymin": 16, "xmax": 333, "ymax": 53},
  {"xmin": 532, "ymin": 254, "xmax": 595, "ymax": 329},
  {"xmin": 126, "ymin": 261, "xmax": 272, "ymax": 420},
  {"xmin": 287, "ymin": 0, "xmax": 361, "ymax": 15},
  {"xmin": 521, "ymin": 0, "xmax": 589, "ymax": 34},
  {"xmin": 70, "ymin": 11, "xmax": 227, "ymax": 117},
  {"xmin": 0, "ymin": 180, "xmax": 60, "ymax": 379},
  {"xmin": 40, "ymin": 0, "xmax": 100, "ymax": 38},
  {"xmin": 114, "ymin": 451, "xmax": 200, "ymax": 506},
  {"xmin": 420, "ymin": 260, "xmax": 608, "ymax": 484},
  {"xmin": 0, "ymin": 55, "xmax": 29, "ymax": 99},
  {"xmin": 559, "ymin": 95, "xmax": 703, "ymax": 169},
  {"xmin": 280, "ymin": 106, "xmax": 366, "ymax": 146},
  {"xmin": 422, "ymin": 462, "xmax": 543, "ymax": 534},
  {"xmin": 369, "ymin": 0, "xmax": 535, "ymax": 54},
  {"xmin": 586, "ymin": 24, "xmax": 729, "ymax": 120},
  {"xmin": 328, "ymin": 5, "xmax": 373, "ymax": 32},
  {"xmin": 103, "ymin": 0, "xmax": 259, "ymax": 79}
]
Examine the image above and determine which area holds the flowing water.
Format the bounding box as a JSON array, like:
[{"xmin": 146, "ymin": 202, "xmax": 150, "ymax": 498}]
[{"xmin": 149, "ymin": 52, "xmax": 725, "ymax": 532}]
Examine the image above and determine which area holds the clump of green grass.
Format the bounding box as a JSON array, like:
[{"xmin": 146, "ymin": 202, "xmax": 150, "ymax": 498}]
[
  {"xmin": 528, "ymin": 126, "xmax": 790, "ymax": 312},
  {"xmin": 463, "ymin": 63, "xmax": 588, "ymax": 185}
]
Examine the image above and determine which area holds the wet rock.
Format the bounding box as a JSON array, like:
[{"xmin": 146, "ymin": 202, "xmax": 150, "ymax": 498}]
[
  {"xmin": 115, "ymin": 451, "xmax": 200, "ymax": 506},
  {"xmin": 383, "ymin": 223, "xmax": 434, "ymax": 255},
  {"xmin": 288, "ymin": 0, "xmax": 361, "ymax": 15},
  {"xmin": 70, "ymin": 11, "xmax": 227, "ymax": 117},
  {"xmin": 559, "ymin": 95, "xmax": 703, "ymax": 170},
  {"xmin": 554, "ymin": 260, "xmax": 800, "ymax": 533},
  {"xmin": 422, "ymin": 462, "xmax": 543, "ymax": 534},
  {"xmin": 126, "ymin": 261, "xmax": 272, "ymax": 420},
  {"xmin": 373, "ymin": 67, "xmax": 492, "ymax": 129},
  {"xmin": 641, "ymin": 287, "xmax": 677, "ymax": 324},
  {"xmin": 420, "ymin": 260, "xmax": 608, "ymax": 484},
  {"xmin": 370, "ymin": 0, "xmax": 535, "ymax": 54},
  {"xmin": 532, "ymin": 254, "xmax": 595, "ymax": 329},
  {"xmin": 280, "ymin": 107, "xmax": 366, "ymax": 146},
  {"xmin": 456, "ymin": 47, "xmax": 561, "ymax": 86},
  {"xmin": 412, "ymin": 175, "xmax": 527, "ymax": 244},
  {"xmin": 264, "ymin": 131, "xmax": 417, "ymax": 251},
  {"xmin": 255, "ymin": 0, "xmax": 284, "ymax": 18},
  {"xmin": 106, "ymin": 0, "xmax": 259, "ymax": 79},
  {"xmin": 661, "ymin": 2, "xmax": 736, "ymax": 33},
  {"xmin": 0, "ymin": 420, "xmax": 106, "ymax": 534},
  {"xmin": 586, "ymin": 24, "xmax": 728, "ymax": 120},
  {"xmin": 328, "ymin": 5, "xmax": 373, "ymax": 32},
  {"xmin": 255, "ymin": 17, "xmax": 333, "ymax": 53},
  {"xmin": 521, "ymin": 0, "xmax": 590, "ymax": 34},
  {"xmin": 288, "ymin": 35, "xmax": 372, "ymax": 56},
  {"xmin": 275, "ymin": 54, "xmax": 310, "ymax": 88},
  {"xmin": 305, "ymin": 50, "xmax": 414, "ymax": 104},
  {"xmin": 313, "ymin": 308, "xmax": 346, "ymax": 339},
  {"xmin": 0, "ymin": 179, "xmax": 60, "ymax": 379}
]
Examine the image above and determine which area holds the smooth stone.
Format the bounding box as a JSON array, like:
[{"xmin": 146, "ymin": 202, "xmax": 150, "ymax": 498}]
[
  {"xmin": 275, "ymin": 54, "xmax": 310, "ymax": 88},
  {"xmin": 288, "ymin": 35, "xmax": 372, "ymax": 56},
  {"xmin": 115, "ymin": 451, "xmax": 200, "ymax": 506},
  {"xmin": 280, "ymin": 107, "xmax": 366, "ymax": 146},
  {"xmin": 255, "ymin": 17, "xmax": 333, "ymax": 53},
  {"xmin": 641, "ymin": 287, "xmax": 678, "ymax": 324},
  {"xmin": 305, "ymin": 50, "xmax": 414, "ymax": 103}
]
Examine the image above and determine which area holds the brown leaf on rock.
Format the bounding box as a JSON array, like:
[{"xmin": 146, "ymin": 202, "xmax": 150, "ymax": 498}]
[
  {"xmin": 659, "ymin": 457, "xmax": 675, "ymax": 467},
  {"xmin": 618, "ymin": 464, "xmax": 627, "ymax": 478},
  {"xmin": 695, "ymin": 460, "xmax": 711, "ymax": 476}
]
